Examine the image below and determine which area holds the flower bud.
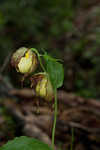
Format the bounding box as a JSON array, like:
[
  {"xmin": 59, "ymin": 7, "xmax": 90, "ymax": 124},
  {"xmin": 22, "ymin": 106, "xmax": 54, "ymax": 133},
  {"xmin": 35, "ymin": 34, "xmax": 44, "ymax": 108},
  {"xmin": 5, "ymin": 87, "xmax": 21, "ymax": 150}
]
[
  {"xmin": 34, "ymin": 73, "xmax": 54, "ymax": 101},
  {"xmin": 11, "ymin": 47, "xmax": 38, "ymax": 74}
]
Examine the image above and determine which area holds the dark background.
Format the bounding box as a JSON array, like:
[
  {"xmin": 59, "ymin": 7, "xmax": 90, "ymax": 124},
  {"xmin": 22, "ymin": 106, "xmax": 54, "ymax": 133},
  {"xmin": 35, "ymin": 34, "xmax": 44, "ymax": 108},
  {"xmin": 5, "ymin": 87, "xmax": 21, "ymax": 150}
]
[
  {"xmin": 0, "ymin": 1, "xmax": 100, "ymax": 150},
  {"xmin": 0, "ymin": 0, "xmax": 100, "ymax": 98}
]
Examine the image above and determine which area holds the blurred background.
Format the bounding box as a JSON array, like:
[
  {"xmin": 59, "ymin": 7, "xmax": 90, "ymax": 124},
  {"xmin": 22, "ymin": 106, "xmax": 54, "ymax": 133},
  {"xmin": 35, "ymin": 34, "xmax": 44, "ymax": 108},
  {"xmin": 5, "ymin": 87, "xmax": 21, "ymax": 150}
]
[
  {"xmin": 1, "ymin": 0, "xmax": 100, "ymax": 98},
  {"xmin": 0, "ymin": 0, "xmax": 100, "ymax": 150}
]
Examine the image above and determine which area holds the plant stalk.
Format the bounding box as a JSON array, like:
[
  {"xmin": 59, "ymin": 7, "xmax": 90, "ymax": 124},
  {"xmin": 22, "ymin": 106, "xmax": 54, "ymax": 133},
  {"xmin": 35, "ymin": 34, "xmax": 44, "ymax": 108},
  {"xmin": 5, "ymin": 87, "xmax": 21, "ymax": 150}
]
[
  {"xmin": 31, "ymin": 48, "xmax": 46, "ymax": 72},
  {"xmin": 52, "ymin": 88, "xmax": 57, "ymax": 150}
]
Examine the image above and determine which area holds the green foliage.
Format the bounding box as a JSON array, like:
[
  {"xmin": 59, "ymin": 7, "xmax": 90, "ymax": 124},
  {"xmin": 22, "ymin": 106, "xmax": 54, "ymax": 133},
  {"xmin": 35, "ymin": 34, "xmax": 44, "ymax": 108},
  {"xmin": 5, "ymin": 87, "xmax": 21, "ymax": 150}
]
[
  {"xmin": 31, "ymin": 48, "xmax": 64, "ymax": 90},
  {"xmin": 44, "ymin": 56, "xmax": 64, "ymax": 89},
  {"xmin": 0, "ymin": 136, "xmax": 52, "ymax": 150}
]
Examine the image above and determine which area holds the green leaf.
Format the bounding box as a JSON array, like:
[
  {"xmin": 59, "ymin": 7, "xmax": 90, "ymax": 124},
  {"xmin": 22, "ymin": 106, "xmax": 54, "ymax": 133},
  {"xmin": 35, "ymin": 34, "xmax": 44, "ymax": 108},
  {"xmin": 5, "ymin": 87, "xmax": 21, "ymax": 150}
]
[
  {"xmin": 0, "ymin": 136, "xmax": 52, "ymax": 150},
  {"xmin": 44, "ymin": 54, "xmax": 64, "ymax": 89}
]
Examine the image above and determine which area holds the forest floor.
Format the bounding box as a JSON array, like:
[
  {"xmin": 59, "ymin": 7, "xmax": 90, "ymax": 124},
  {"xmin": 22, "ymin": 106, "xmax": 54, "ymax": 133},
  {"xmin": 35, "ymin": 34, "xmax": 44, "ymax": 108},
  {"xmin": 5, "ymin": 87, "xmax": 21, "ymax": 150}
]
[{"xmin": 0, "ymin": 74, "xmax": 100, "ymax": 150}]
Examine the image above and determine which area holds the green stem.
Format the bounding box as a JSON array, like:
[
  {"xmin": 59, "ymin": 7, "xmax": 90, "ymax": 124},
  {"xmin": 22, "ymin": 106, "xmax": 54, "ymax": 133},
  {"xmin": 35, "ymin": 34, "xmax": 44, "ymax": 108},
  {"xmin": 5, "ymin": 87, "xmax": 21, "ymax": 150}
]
[
  {"xmin": 30, "ymin": 48, "xmax": 46, "ymax": 72},
  {"xmin": 52, "ymin": 88, "xmax": 57, "ymax": 150},
  {"xmin": 38, "ymin": 54, "xmax": 46, "ymax": 72}
]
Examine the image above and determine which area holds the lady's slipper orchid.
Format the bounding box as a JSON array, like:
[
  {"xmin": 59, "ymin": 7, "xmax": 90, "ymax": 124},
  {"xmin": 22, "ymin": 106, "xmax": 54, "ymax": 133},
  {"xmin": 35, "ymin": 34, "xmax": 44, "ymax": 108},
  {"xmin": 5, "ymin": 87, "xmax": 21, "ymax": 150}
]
[
  {"xmin": 31, "ymin": 73, "xmax": 54, "ymax": 101},
  {"xmin": 11, "ymin": 47, "xmax": 38, "ymax": 74}
]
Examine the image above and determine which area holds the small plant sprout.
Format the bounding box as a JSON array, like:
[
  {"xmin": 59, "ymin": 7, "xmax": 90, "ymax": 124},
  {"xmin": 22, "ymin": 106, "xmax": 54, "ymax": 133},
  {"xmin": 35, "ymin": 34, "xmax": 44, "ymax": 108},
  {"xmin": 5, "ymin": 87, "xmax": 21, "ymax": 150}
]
[{"xmin": 10, "ymin": 47, "xmax": 64, "ymax": 150}]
